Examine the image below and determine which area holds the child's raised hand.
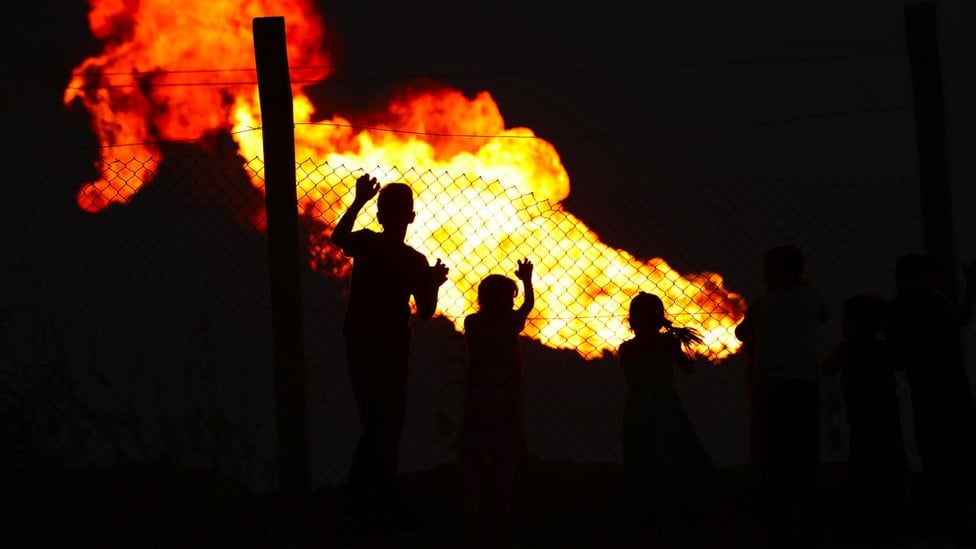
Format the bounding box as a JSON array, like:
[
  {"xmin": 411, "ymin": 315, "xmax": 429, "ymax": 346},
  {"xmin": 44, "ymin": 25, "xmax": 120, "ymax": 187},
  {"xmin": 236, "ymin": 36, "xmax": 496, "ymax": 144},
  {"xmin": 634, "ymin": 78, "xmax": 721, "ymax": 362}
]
[
  {"xmin": 353, "ymin": 174, "xmax": 380, "ymax": 204},
  {"xmin": 431, "ymin": 258, "xmax": 449, "ymax": 286},
  {"xmin": 515, "ymin": 258, "xmax": 533, "ymax": 281}
]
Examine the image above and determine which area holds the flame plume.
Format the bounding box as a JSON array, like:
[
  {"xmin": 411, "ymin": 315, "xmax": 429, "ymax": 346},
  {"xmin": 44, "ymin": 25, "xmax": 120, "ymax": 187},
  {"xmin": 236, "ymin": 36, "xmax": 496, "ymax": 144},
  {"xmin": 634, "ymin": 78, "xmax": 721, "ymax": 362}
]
[
  {"xmin": 64, "ymin": 0, "xmax": 330, "ymax": 212},
  {"xmin": 64, "ymin": 0, "xmax": 745, "ymax": 361}
]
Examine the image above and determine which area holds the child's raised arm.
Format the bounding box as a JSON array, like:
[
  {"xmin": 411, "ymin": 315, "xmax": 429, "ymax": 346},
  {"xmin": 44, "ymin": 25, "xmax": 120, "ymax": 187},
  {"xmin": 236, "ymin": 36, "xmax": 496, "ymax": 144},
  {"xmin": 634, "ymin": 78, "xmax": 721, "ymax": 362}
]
[
  {"xmin": 415, "ymin": 258, "xmax": 449, "ymax": 320},
  {"xmin": 515, "ymin": 258, "xmax": 535, "ymax": 321},
  {"xmin": 331, "ymin": 174, "xmax": 379, "ymax": 249}
]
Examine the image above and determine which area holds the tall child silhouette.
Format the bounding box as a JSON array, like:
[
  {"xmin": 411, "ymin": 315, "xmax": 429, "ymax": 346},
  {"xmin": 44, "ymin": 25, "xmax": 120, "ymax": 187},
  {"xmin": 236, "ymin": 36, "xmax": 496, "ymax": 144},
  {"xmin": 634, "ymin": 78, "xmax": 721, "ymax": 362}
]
[
  {"xmin": 735, "ymin": 245, "xmax": 829, "ymax": 547},
  {"xmin": 460, "ymin": 258, "xmax": 534, "ymax": 549},
  {"xmin": 885, "ymin": 253, "xmax": 976, "ymax": 542},
  {"xmin": 331, "ymin": 174, "xmax": 449, "ymax": 525}
]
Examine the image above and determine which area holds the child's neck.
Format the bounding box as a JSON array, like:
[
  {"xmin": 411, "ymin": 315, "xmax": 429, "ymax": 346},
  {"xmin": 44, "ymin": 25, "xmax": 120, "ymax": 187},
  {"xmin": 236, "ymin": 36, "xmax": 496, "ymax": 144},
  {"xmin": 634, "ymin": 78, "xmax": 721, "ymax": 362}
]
[
  {"xmin": 633, "ymin": 328, "xmax": 666, "ymax": 339},
  {"xmin": 381, "ymin": 224, "xmax": 408, "ymax": 242}
]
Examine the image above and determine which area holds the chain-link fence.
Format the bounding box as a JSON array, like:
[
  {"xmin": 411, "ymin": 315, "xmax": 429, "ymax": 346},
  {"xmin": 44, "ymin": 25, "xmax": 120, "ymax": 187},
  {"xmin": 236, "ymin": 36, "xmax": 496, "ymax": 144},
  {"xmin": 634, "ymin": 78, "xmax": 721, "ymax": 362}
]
[{"xmin": 3, "ymin": 148, "xmax": 975, "ymax": 494}]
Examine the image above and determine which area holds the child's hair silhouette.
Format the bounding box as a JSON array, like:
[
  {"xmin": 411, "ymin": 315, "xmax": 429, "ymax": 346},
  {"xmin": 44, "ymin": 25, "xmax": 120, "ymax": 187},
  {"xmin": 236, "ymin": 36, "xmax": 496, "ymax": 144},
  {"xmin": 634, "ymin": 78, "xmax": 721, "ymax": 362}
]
[
  {"xmin": 628, "ymin": 291, "xmax": 666, "ymax": 334},
  {"xmin": 377, "ymin": 182, "xmax": 414, "ymax": 226},
  {"xmin": 477, "ymin": 274, "xmax": 519, "ymax": 312},
  {"xmin": 628, "ymin": 291, "xmax": 702, "ymax": 357}
]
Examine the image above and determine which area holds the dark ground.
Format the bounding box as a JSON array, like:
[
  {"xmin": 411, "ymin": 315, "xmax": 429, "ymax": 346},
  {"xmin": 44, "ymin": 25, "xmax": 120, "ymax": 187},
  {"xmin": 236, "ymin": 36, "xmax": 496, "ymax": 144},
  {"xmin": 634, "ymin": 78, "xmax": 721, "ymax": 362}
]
[{"xmin": 6, "ymin": 458, "xmax": 974, "ymax": 548}]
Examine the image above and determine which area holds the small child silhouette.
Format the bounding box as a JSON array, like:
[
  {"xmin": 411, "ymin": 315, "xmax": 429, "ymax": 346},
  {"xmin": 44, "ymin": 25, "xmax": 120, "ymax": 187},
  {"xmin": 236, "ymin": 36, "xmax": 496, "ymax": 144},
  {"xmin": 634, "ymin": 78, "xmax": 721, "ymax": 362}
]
[
  {"xmin": 460, "ymin": 258, "xmax": 534, "ymax": 549},
  {"xmin": 619, "ymin": 291, "xmax": 713, "ymax": 549}
]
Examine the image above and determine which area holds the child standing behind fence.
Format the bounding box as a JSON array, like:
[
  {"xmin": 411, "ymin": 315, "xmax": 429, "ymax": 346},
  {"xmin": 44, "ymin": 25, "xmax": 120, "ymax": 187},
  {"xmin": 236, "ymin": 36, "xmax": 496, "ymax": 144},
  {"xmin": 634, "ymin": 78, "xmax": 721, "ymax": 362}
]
[
  {"xmin": 824, "ymin": 293, "xmax": 906, "ymax": 544},
  {"xmin": 884, "ymin": 254, "xmax": 976, "ymax": 543},
  {"xmin": 734, "ymin": 244, "xmax": 829, "ymax": 548},
  {"xmin": 460, "ymin": 258, "xmax": 534, "ymax": 549},
  {"xmin": 331, "ymin": 174, "xmax": 449, "ymax": 530},
  {"xmin": 619, "ymin": 291, "xmax": 714, "ymax": 549}
]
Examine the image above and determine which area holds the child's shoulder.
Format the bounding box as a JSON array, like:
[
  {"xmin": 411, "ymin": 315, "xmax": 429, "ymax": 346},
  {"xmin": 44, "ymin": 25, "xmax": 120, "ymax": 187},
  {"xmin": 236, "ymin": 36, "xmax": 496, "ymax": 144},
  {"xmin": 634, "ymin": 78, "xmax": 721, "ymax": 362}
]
[
  {"xmin": 464, "ymin": 309, "xmax": 516, "ymax": 325},
  {"xmin": 619, "ymin": 337, "xmax": 639, "ymax": 351},
  {"xmin": 618, "ymin": 337, "xmax": 646, "ymax": 357}
]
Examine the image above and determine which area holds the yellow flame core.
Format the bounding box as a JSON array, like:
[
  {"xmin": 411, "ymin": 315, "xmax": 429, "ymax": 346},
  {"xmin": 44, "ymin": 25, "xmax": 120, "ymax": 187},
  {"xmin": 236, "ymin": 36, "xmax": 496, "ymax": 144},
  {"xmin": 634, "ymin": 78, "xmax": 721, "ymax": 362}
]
[
  {"xmin": 275, "ymin": 86, "xmax": 744, "ymax": 361},
  {"xmin": 66, "ymin": 0, "xmax": 746, "ymax": 361}
]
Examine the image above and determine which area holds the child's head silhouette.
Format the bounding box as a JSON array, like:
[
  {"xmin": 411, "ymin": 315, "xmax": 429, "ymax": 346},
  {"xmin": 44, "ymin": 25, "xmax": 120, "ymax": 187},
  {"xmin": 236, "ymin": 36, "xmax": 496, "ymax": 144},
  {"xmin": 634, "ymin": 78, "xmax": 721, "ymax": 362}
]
[
  {"xmin": 763, "ymin": 245, "xmax": 804, "ymax": 290},
  {"xmin": 842, "ymin": 293, "xmax": 888, "ymax": 341},
  {"xmin": 377, "ymin": 183, "xmax": 415, "ymax": 228},
  {"xmin": 628, "ymin": 292, "xmax": 668, "ymax": 336},
  {"xmin": 478, "ymin": 274, "xmax": 518, "ymax": 313}
]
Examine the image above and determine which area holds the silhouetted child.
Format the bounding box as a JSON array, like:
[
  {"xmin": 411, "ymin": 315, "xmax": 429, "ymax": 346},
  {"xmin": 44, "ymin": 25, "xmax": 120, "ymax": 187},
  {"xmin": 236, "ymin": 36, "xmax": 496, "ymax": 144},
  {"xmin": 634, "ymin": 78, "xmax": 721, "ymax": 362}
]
[
  {"xmin": 460, "ymin": 258, "xmax": 534, "ymax": 549},
  {"xmin": 331, "ymin": 174, "xmax": 449, "ymax": 529},
  {"xmin": 884, "ymin": 253, "xmax": 976, "ymax": 543},
  {"xmin": 619, "ymin": 291, "xmax": 714, "ymax": 549},
  {"xmin": 734, "ymin": 244, "xmax": 829, "ymax": 548},
  {"xmin": 825, "ymin": 293, "xmax": 906, "ymax": 544}
]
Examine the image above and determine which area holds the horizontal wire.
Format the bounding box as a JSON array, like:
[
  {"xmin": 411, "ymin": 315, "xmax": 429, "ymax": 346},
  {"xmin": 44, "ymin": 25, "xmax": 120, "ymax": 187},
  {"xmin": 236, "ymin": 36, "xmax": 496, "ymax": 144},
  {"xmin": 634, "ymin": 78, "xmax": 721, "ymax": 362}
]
[
  {"xmin": 7, "ymin": 105, "xmax": 926, "ymax": 154},
  {"xmin": 51, "ymin": 49, "xmax": 918, "ymax": 92}
]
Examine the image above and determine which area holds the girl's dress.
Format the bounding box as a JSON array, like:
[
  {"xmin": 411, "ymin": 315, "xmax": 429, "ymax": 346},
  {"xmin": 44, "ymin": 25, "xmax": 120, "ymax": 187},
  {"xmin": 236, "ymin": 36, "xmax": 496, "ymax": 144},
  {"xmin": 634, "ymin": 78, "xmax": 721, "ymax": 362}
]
[{"xmin": 620, "ymin": 332, "xmax": 713, "ymax": 511}]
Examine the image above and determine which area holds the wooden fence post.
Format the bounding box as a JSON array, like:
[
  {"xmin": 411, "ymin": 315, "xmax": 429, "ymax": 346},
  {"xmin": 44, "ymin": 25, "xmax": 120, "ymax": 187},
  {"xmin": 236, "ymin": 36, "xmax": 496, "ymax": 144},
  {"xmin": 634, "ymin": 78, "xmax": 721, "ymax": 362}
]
[
  {"xmin": 906, "ymin": 1, "xmax": 957, "ymax": 297},
  {"xmin": 253, "ymin": 15, "xmax": 309, "ymax": 499}
]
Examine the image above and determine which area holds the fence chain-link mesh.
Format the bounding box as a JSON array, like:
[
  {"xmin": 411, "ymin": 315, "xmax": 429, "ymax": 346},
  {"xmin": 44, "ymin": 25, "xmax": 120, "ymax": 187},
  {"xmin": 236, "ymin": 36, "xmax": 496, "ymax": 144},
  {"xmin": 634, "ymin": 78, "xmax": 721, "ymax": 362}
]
[{"xmin": 3, "ymin": 149, "xmax": 974, "ymax": 493}]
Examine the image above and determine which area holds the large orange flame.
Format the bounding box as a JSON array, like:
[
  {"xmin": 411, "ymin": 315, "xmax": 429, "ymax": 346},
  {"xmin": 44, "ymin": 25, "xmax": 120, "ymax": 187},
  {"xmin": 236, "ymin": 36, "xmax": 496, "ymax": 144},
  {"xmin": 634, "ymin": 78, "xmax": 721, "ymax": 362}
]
[
  {"xmin": 64, "ymin": 0, "xmax": 745, "ymax": 361},
  {"xmin": 63, "ymin": 0, "xmax": 330, "ymax": 212}
]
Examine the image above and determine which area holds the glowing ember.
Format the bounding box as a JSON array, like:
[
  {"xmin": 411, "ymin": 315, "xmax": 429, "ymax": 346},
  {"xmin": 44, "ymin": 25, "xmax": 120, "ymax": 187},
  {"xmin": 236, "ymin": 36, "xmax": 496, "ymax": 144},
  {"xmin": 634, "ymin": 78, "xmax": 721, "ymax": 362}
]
[{"xmin": 64, "ymin": 0, "xmax": 745, "ymax": 361}]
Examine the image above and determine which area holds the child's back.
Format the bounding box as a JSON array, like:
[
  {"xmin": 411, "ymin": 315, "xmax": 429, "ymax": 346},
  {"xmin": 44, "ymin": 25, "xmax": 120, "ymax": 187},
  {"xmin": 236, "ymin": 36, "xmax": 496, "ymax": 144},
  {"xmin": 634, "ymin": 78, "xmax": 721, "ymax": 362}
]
[
  {"xmin": 461, "ymin": 305, "xmax": 527, "ymax": 456},
  {"xmin": 836, "ymin": 294, "xmax": 907, "ymax": 542},
  {"xmin": 735, "ymin": 245, "xmax": 828, "ymax": 547},
  {"xmin": 838, "ymin": 338, "xmax": 902, "ymax": 454},
  {"xmin": 460, "ymin": 261, "xmax": 534, "ymax": 549},
  {"xmin": 738, "ymin": 245, "xmax": 828, "ymax": 382}
]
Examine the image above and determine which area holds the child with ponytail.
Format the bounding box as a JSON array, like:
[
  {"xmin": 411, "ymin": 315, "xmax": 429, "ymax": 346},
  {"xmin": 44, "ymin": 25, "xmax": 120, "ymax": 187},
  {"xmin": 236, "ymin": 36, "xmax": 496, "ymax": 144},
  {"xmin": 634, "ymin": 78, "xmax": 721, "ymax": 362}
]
[{"xmin": 619, "ymin": 291, "xmax": 715, "ymax": 548}]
